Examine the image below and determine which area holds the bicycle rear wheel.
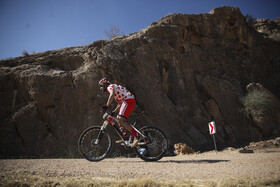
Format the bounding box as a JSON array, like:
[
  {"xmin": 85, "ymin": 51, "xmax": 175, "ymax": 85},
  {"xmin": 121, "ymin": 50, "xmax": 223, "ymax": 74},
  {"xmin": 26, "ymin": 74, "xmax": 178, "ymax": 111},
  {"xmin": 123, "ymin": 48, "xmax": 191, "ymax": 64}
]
[
  {"xmin": 134, "ymin": 126, "xmax": 168, "ymax": 161},
  {"xmin": 78, "ymin": 126, "xmax": 112, "ymax": 161}
]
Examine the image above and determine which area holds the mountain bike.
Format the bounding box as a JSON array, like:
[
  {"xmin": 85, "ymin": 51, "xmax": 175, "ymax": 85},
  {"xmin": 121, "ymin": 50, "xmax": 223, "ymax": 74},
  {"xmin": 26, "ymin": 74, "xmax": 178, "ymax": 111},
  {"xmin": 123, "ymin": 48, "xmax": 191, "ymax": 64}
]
[{"xmin": 78, "ymin": 111, "xmax": 168, "ymax": 162}]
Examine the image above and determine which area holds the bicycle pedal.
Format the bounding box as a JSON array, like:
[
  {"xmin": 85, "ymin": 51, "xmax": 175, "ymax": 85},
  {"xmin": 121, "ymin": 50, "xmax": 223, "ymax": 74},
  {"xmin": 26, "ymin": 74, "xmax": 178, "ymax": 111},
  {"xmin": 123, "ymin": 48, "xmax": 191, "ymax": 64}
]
[
  {"xmin": 116, "ymin": 140, "xmax": 125, "ymax": 145},
  {"xmin": 132, "ymin": 137, "xmax": 145, "ymax": 148}
]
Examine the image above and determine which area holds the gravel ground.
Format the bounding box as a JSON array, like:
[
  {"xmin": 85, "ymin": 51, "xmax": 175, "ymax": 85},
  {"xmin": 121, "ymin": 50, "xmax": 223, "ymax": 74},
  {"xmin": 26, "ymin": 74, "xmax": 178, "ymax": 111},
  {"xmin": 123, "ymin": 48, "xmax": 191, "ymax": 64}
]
[{"xmin": 1, "ymin": 149, "xmax": 279, "ymax": 181}]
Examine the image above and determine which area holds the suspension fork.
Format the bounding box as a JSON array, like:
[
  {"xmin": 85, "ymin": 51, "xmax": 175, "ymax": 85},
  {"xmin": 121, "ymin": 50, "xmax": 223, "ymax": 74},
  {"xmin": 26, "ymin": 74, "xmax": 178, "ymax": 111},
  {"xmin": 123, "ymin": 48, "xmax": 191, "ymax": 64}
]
[
  {"xmin": 96, "ymin": 130, "xmax": 104, "ymax": 144},
  {"xmin": 95, "ymin": 121, "xmax": 109, "ymax": 144}
]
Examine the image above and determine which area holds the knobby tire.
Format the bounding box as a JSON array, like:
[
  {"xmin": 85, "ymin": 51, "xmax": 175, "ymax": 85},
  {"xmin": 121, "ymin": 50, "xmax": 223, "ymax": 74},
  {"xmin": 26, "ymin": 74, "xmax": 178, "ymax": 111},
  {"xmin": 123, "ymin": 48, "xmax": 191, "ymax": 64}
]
[
  {"xmin": 78, "ymin": 126, "xmax": 112, "ymax": 162},
  {"xmin": 134, "ymin": 126, "xmax": 168, "ymax": 161}
]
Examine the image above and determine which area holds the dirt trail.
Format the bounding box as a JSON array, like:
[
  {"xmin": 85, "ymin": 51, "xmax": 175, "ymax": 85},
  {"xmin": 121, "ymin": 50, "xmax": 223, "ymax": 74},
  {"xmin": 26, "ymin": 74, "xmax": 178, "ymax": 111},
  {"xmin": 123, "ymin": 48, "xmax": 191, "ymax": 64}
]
[{"xmin": 1, "ymin": 149, "xmax": 279, "ymax": 181}]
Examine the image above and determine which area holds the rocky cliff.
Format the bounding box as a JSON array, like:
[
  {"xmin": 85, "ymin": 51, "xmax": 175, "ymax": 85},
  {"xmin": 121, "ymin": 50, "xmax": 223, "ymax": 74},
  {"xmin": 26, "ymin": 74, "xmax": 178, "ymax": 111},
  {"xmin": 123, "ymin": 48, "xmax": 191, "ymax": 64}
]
[
  {"xmin": 1, "ymin": 6, "xmax": 279, "ymax": 158},
  {"xmin": 252, "ymin": 18, "xmax": 280, "ymax": 41}
]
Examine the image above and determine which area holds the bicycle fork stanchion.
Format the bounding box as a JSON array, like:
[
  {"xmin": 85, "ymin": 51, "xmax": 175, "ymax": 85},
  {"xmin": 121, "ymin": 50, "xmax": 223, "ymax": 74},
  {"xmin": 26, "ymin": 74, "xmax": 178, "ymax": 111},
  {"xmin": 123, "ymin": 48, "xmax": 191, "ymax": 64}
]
[{"xmin": 95, "ymin": 121, "xmax": 109, "ymax": 144}]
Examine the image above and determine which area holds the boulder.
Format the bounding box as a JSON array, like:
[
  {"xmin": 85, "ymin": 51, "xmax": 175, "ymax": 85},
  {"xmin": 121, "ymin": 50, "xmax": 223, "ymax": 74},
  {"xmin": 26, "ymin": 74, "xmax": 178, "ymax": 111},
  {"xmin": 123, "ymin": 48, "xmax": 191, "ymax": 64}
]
[{"xmin": 174, "ymin": 143, "xmax": 194, "ymax": 155}]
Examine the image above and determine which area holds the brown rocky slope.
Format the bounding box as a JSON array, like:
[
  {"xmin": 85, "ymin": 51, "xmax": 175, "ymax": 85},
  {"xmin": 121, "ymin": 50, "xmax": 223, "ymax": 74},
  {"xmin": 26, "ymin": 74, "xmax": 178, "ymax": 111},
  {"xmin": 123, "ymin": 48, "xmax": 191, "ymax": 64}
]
[{"xmin": 0, "ymin": 6, "xmax": 279, "ymax": 158}]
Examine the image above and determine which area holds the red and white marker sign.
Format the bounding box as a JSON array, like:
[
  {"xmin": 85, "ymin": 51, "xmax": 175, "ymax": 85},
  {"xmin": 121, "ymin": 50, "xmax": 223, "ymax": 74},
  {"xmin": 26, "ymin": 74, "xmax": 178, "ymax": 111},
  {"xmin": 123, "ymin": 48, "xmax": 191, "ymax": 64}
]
[{"xmin": 208, "ymin": 121, "xmax": 216, "ymax": 134}]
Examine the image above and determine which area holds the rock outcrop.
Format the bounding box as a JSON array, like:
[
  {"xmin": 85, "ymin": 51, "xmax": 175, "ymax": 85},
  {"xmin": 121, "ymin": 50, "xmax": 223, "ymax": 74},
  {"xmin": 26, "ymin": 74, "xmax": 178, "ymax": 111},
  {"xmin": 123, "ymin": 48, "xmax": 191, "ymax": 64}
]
[
  {"xmin": 0, "ymin": 6, "xmax": 279, "ymax": 157},
  {"xmin": 251, "ymin": 18, "xmax": 280, "ymax": 41}
]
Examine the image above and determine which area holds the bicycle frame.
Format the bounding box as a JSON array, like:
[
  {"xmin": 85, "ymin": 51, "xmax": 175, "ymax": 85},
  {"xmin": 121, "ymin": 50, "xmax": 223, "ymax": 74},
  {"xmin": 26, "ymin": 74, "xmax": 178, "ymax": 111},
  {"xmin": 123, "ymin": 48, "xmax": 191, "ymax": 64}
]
[{"xmin": 96, "ymin": 112, "xmax": 147, "ymax": 147}]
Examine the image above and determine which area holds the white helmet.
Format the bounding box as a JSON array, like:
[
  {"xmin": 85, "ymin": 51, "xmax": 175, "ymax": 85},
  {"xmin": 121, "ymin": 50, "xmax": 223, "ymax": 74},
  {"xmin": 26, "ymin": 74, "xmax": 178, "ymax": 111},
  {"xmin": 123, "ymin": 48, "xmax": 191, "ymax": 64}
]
[{"xmin": 98, "ymin": 78, "xmax": 111, "ymax": 86}]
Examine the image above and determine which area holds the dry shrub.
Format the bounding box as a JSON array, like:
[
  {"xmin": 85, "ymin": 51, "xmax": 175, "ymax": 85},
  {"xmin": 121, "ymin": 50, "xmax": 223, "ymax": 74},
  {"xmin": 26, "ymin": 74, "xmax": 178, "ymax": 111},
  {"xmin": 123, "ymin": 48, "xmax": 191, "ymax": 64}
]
[
  {"xmin": 105, "ymin": 25, "xmax": 124, "ymax": 40},
  {"xmin": 22, "ymin": 50, "xmax": 29, "ymax": 56},
  {"xmin": 1, "ymin": 174, "xmax": 280, "ymax": 187},
  {"xmin": 241, "ymin": 90, "xmax": 276, "ymax": 122}
]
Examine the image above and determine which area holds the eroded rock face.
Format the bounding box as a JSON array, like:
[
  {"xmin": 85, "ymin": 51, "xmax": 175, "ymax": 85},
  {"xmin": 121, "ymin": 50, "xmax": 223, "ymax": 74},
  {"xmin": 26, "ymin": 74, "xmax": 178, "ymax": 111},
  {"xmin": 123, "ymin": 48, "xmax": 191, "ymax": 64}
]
[
  {"xmin": 0, "ymin": 6, "xmax": 279, "ymax": 157},
  {"xmin": 252, "ymin": 18, "xmax": 280, "ymax": 41}
]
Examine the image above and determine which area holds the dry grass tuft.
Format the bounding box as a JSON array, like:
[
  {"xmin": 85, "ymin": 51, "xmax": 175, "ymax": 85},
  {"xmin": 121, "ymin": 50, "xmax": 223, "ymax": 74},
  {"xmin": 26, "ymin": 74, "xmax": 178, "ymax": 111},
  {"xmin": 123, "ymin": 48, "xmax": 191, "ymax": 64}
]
[
  {"xmin": 1, "ymin": 173, "xmax": 279, "ymax": 187},
  {"xmin": 241, "ymin": 90, "xmax": 276, "ymax": 122}
]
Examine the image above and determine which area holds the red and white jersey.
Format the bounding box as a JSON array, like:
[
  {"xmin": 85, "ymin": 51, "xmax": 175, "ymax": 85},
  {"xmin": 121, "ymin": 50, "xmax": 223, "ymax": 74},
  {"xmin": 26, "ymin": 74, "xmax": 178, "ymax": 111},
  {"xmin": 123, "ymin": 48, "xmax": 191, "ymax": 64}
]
[{"xmin": 107, "ymin": 84, "xmax": 134, "ymax": 103}]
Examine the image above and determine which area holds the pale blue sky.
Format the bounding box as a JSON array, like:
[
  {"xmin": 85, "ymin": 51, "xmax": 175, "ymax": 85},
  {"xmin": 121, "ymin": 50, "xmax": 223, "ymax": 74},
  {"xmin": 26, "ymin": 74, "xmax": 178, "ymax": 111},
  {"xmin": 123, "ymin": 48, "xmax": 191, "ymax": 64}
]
[{"xmin": 0, "ymin": 0, "xmax": 279, "ymax": 59}]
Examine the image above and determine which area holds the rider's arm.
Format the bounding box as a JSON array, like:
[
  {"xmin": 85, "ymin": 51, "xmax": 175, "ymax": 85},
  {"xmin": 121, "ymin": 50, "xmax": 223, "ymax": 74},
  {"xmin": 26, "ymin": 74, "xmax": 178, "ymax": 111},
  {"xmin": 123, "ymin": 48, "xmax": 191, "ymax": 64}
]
[
  {"xmin": 113, "ymin": 103, "xmax": 121, "ymax": 113},
  {"xmin": 106, "ymin": 88, "xmax": 114, "ymax": 107}
]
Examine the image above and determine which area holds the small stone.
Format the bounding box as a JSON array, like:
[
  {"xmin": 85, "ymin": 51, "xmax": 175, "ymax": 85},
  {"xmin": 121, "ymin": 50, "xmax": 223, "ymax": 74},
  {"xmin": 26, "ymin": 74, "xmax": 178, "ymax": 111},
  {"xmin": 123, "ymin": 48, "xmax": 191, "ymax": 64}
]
[{"xmin": 239, "ymin": 148, "xmax": 254, "ymax": 153}]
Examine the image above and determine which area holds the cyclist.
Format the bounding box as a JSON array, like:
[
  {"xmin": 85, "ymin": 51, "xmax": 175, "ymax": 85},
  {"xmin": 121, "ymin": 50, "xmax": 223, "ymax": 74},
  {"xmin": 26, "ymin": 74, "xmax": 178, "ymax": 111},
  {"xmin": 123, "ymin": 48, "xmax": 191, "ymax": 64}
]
[{"xmin": 98, "ymin": 78, "xmax": 141, "ymax": 147}]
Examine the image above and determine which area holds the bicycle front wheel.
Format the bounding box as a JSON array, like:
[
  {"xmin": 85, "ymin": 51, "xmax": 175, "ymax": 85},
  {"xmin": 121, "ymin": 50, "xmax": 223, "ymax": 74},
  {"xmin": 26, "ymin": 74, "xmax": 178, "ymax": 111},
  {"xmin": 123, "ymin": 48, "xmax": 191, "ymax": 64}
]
[
  {"xmin": 78, "ymin": 126, "xmax": 112, "ymax": 161},
  {"xmin": 134, "ymin": 126, "xmax": 168, "ymax": 161}
]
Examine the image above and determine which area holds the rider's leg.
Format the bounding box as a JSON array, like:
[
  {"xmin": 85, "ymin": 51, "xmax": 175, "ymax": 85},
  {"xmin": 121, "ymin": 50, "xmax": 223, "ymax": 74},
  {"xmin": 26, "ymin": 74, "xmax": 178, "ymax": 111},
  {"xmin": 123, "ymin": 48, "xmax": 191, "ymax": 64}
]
[
  {"xmin": 117, "ymin": 116, "xmax": 132, "ymax": 131},
  {"xmin": 117, "ymin": 116, "xmax": 138, "ymax": 138},
  {"xmin": 117, "ymin": 115, "xmax": 142, "ymax": 147},
  {"xmin": 117, "ymin": 99, "xmax": 137, "ymax": 137}
]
